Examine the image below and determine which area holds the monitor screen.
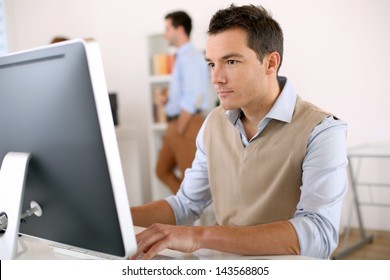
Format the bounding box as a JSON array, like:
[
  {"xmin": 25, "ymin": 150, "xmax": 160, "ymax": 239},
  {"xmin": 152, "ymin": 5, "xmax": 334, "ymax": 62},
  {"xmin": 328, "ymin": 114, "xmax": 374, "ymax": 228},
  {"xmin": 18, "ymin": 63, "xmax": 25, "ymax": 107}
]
[{"xmin": 0, "ymin": 39, "xmax": 136, "ymax": 258}]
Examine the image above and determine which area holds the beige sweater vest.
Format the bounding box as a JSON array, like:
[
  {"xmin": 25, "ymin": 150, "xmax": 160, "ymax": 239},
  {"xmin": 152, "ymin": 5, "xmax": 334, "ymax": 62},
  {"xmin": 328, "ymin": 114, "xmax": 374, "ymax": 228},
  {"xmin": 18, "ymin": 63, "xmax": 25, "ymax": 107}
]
[{"xmin": 203, "ymin": 96, "xmax": 329, "ymax": 226}]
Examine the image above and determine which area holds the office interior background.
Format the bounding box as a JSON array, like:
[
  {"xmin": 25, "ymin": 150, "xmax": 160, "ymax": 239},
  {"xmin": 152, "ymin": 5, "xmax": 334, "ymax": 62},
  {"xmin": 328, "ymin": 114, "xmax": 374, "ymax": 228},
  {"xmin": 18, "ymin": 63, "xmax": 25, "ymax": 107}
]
[{"xmin": 2, "ymin": 0, "xmax": 390, "ymax": 231}]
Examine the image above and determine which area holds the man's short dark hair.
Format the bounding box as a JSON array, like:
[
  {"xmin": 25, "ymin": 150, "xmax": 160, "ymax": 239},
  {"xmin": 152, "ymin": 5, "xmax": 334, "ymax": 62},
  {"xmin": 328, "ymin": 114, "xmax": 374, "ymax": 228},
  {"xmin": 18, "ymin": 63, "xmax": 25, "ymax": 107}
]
[
  {"xmin": 208, "ymin": 4, "xmax": 284, "ymax": 70},
  {"xmin": 165, "ymin": 11, "xmax": 192, "ymax": 37}
]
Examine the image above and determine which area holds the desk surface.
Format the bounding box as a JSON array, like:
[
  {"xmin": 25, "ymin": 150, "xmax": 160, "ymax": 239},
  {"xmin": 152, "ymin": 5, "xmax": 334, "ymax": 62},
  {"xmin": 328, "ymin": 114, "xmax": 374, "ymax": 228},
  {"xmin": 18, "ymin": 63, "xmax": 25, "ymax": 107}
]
[{"xmin": 15, "ymin": 226, "xmax": 314, "ymax": 260}]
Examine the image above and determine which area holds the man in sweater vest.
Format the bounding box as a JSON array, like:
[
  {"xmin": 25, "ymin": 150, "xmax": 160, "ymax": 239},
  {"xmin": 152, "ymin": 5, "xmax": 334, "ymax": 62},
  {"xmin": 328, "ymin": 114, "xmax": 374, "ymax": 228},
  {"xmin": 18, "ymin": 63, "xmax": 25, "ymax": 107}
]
[{"xmin": 131, "ymin": 4, "xmax": 348, "ymax": 260}]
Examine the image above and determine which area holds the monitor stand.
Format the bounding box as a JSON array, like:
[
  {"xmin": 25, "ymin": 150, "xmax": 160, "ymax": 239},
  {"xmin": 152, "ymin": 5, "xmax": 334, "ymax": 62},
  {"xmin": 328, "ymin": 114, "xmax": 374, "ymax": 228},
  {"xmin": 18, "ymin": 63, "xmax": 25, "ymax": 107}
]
[{"xmin": 0, "ymin": 152, "xmax": 32, "ymax": 259}]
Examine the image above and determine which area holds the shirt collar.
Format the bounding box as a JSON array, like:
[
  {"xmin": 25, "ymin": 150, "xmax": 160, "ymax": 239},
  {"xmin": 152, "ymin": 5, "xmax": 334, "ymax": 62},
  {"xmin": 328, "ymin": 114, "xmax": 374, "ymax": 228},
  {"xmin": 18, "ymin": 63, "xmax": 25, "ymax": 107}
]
[{"xmin": 225, "ymin": 76, "xmax": 297, "ymax": 125}]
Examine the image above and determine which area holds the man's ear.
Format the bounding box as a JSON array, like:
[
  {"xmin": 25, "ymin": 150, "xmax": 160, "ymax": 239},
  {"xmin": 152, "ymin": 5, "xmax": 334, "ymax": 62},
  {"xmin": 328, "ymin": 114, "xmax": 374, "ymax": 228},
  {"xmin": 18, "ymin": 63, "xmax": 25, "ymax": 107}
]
[
  {"xmin": 265, "ymin": 52, "xmax": 281, "ymax": 74},
  {"xmin": 177, "ymin": 25, "xmax": 186, "ymax": 36}
]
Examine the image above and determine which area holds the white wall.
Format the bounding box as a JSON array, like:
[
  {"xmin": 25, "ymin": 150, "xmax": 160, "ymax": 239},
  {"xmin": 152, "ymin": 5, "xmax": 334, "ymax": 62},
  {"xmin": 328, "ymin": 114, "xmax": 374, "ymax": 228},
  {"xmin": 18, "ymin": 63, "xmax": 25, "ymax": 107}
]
[{"xmin": 4, "ymin": 0, "xmax": 390, "ymax": 229}]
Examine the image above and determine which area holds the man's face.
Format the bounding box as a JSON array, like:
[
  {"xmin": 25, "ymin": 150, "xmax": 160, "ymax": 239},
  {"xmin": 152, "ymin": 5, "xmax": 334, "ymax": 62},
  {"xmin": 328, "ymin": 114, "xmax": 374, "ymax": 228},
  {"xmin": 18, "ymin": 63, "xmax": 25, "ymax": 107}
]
[
  {"xmin": 164, "ymin": 18, "xmax": 179, "ymax": 47},
  {"xmin": 205, "ymin": 28, "xmax": 268, "ymax": 111}
]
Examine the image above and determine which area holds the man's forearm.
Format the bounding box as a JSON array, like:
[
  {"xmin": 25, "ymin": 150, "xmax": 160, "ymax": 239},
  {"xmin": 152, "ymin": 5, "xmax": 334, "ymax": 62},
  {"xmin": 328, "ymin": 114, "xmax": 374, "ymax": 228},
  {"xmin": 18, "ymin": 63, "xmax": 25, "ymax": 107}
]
[
  {"xmin": 131, "ymin": 200, "xmax": 176, "ymax": 228},
  {"xmin": 198, "ymin": 220, "xmax": 300, "ymax": 256},
  {"xmin": 176, "ymin": 110, "xmax": 193, "ymax": 135}
]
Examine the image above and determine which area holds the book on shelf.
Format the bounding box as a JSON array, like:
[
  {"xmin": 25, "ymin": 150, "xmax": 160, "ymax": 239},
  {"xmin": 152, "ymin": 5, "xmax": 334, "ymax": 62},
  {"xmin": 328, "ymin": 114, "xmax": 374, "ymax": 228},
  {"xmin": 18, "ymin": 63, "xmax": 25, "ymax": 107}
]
[
  {"xmin": 152, "ymin": 53, "xmax": 175, "ymax": 75},
  {"xmin": 152, "ymin": 86, "xmax": 168, "ymax": 123}
]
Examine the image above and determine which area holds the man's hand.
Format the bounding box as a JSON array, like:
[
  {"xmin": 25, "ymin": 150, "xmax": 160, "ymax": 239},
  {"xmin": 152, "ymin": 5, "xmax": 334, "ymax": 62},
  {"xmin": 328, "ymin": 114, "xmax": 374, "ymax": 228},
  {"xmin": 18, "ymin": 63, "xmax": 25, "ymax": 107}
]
[
  {"xmin": 176, "ymin": 110, "xmax": 193, "ymax": 135},
  {"xmin": 131, "ymin": 223, "xmax": 203, "ymax": 260},
  {"xmin": 130, "ymin": 221, "xmax": 300, "ymax": 260}
]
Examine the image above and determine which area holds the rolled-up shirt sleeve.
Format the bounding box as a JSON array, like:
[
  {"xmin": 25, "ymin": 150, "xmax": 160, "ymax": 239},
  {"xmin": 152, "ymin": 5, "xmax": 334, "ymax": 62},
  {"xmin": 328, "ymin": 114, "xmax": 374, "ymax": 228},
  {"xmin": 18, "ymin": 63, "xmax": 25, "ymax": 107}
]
[
  {"xmin": 179, "ymin": 54, "xmax": 209, "ymax": 114},
  {"xmin": 289, "ymin": 116, "xmax": 348, "ymax": 259}
]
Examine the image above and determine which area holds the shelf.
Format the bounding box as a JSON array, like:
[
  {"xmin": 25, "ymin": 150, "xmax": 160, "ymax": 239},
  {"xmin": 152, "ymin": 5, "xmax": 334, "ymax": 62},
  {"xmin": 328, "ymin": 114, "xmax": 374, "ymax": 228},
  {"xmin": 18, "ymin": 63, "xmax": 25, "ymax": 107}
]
[
  {"xmin": 348, "ymin": 143, "xmax": 390, "ymax": 157},
  {"xmin": 152, "ymin": 122, "xmax": 167, "ymax": 132},
  {"xmin": 147, "ymin": 33, "xmax": 173, "ymax": 201},
  {"xmin": 149, "ymin": 75, "xmax": 171, "ymax": 84},
  {"xmin": 333, "ymin": 142, "xmax": 390, "ymax": 259}
]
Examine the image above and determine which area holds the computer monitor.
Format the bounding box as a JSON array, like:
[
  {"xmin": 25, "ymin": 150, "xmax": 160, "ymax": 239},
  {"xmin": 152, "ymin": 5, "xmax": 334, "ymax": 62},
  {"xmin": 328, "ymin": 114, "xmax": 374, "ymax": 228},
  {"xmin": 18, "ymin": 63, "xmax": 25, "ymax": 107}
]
[{"xmin": 0, "ymin": 39, "xmax": 137, "ymax": 259}]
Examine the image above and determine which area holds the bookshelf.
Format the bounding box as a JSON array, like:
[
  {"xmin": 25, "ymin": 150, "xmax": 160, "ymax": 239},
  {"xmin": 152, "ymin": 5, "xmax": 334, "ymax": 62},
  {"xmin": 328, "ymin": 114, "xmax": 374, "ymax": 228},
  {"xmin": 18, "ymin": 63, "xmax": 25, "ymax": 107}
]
[{"xmin": 147, "ymin": 34, "xmax": 174, "ymax": 200}]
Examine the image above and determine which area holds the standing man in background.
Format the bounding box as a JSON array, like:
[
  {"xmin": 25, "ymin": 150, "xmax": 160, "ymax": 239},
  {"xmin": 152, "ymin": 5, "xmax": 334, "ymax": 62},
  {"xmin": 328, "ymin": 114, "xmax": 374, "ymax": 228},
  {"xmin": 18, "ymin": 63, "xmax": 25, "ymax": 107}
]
[{"xmin": 156, "ymin": 11, "xmax": 210, "ymax": 194}]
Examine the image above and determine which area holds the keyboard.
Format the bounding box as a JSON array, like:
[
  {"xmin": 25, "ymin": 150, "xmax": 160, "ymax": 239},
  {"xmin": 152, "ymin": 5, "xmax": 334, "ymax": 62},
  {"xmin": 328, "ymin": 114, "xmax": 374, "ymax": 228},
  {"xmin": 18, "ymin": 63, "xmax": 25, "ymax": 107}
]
[
  {"xmin": 135, "ymin": 252, "xmax": 176, "ymax": 260},
  {"xmin": 50, "ymin": 243, "xmax": 119, "ymax": 260},
  {"xmin": 50, "ymin": 243, "xmax": 177, "ymax": 260}
]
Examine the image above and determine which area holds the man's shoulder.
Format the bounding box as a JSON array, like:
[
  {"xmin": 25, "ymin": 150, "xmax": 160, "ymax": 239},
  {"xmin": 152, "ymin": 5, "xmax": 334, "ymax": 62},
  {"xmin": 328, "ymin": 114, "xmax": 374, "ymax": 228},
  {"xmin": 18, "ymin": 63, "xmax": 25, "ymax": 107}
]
[
  {"xmin": 296, "ymin": 95, "xmax": 331, "ymax": 119},
  {"xmin": 180, "ymin": 44, "xmax": 205, "ymax": 60},
  {"xmin": 204, "ymin": 106, "xmax": 226, "ymax": 128},
  {"xmin": 295, "ymin": 97, "xmax": 348, "ymax": 140},
  {"xmin": 208, "ymin": 106, "xmax": 226, "ymax": 118}
]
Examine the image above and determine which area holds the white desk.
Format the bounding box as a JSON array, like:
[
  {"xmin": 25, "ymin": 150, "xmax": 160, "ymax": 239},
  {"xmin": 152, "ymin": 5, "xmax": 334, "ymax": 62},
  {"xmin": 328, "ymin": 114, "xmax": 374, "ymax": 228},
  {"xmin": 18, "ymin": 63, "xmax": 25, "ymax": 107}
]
[
  {"xmin": 15, "ymin": 226, "xmax": 314, "ymax": 260},
  {"xmin": 332, "ymin": 143, "xmax": 390, "ymax": 259}
]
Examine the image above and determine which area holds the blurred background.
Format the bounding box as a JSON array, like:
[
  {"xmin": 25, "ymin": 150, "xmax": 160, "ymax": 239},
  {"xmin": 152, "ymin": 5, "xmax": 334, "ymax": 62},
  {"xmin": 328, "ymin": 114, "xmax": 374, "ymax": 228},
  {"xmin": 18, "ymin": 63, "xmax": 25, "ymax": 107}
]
[{"xmin": 1, "ymin": 0, "xmax": 390, "ymax": 234}]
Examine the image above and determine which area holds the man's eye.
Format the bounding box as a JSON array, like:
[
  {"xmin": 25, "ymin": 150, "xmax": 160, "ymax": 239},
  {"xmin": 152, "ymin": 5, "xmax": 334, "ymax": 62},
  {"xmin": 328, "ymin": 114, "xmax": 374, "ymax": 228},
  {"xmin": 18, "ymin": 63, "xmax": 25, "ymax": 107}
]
[
  {"xmin": 227, "ymin": 60, "xmax": 237, "ymax": 65},
  {"xmin": 207, "ymin": 63, "xmax": 215, "ymax": 68}
]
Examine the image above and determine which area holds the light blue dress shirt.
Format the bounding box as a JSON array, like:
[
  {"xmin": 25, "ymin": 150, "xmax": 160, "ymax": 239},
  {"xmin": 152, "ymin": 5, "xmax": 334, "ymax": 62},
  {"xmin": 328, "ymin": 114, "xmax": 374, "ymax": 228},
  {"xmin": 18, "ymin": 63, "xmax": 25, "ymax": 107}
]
[
  {"xmin": 164, "ymin": 42, "xmax": 209, "ymax": 117},
  {"xmin": 166, "ymin": 77, "xmax": 348, "ymax": 259}
]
